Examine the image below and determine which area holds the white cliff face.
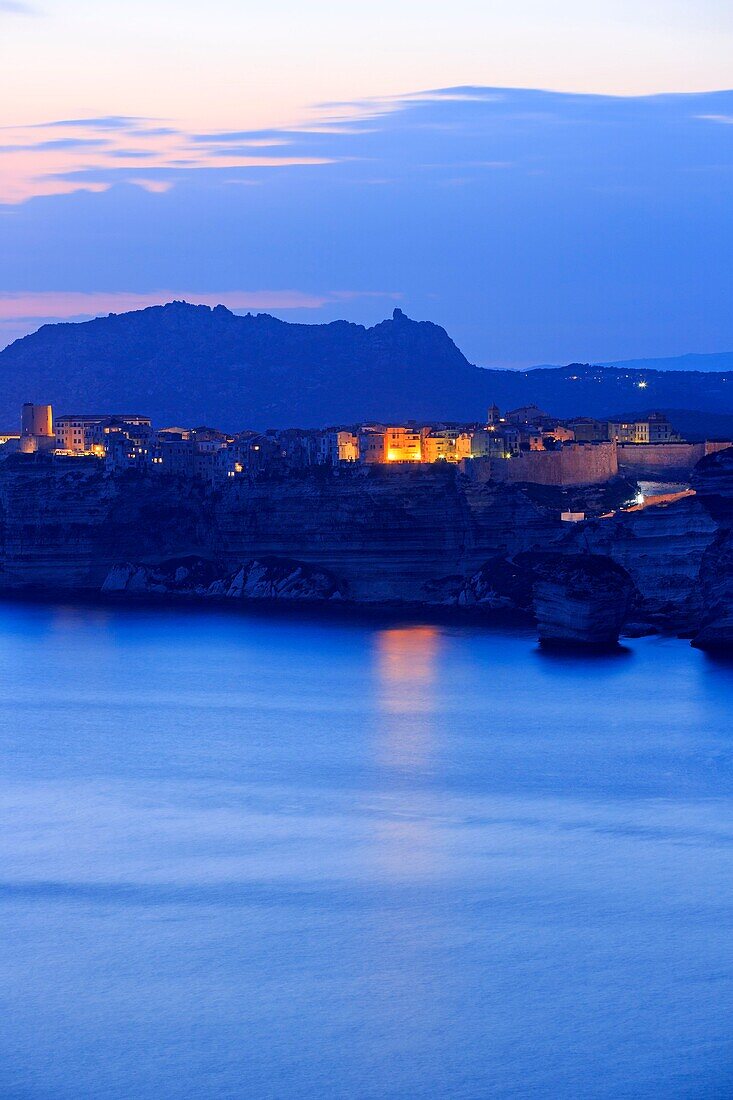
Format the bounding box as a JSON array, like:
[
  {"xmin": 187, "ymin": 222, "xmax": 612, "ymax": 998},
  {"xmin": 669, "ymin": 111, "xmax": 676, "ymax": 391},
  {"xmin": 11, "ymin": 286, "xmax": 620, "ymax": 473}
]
[
  {"xmin": 215, "ymin": 559, "xmax": 343, "ymax": 601},
  {"xmin": 554, "ymin": 447, "xmax": 733, "ymax": 639},
  {"xmin": 103, "ymin": 557, "xmax": 345, "ymax": 601}
]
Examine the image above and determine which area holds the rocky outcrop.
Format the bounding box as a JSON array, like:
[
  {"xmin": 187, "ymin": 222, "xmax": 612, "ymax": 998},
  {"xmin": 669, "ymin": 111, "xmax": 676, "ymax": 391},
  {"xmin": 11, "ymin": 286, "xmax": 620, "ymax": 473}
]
[
  {"xmin": 214, "ymin": 558, "xmax": 343, "ymax": 600},
  {"xmin": 459, "ymin": 555, "xmax": 536, "ymax": 611},
  {"xmin": 102, "ymin": 557, "xmax": 222, "ymax": 596},
  {"xmin": 558, "ymin": 494, "xmax": 718, "ymax": 630},
  {"xmin": 460, "ymin": 551, "xmax": 635, "ymax": 645},
  {"xmin": 692, "ymin": 445, "xmax": 733, "ymax": 526},
  {"xmin": 688, "ymin": 450, "xmax": 733, "ymax": 647},
  {"xmin": 691, "ymin": 531, "xmax": 733, "ymax": 650},
  {"xmin": 102, "ymin": 556, "xmax": 345, "ymax": 602},
  {"xmin": 528, "ymin": 554, "xmax": 635, "ymax": 648}
]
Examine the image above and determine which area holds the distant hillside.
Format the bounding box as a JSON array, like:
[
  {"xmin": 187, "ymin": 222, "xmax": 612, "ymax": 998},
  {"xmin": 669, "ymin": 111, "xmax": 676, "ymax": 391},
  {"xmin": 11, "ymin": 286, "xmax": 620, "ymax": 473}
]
[
  {"xmin": 602, "ymin": 352, "xmax": 733, "ymax": 374},
  {"xmin": 2, "ymin": 302, "xmax": 733, "ymax": 430},
  {"xmin": 533, "ymin": 351, "xmax": 733, "ymax": 373}
]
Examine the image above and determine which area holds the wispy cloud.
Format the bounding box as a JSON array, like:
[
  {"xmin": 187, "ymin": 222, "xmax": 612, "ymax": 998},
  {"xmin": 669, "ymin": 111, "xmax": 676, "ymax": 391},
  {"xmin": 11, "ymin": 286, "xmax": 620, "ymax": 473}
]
[
  {"xmin": 0, "ymin": 289, "xmax": 401, "ymax": 324},
  {"xmin": 4, "ymin": 86, "xmax": 733, "ymax": 207},
  {"xmin": 189, "ymin": 130, "xmax": 295, "ymax": 144},
  {"xmin": 0, "ymin": 113, "xmax": 341, "ymax": 203},
  {"xmin": 36, "ymin": 116, "xmax": 145, "ymax": 131},
  {"xmin": 0, "ymin": 137, "xmax": 109, "ymax": 152}
]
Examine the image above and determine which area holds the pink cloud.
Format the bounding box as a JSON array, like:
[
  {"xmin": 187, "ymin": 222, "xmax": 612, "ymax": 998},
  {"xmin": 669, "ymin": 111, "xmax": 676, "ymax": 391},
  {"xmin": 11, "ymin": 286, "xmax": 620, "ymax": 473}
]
[
  {"xmin": 0, "ymin": 290, "xmax": 342, "ymax": 320},
  {"xmin": 0, "ymin": 117, "xmax": 336, "ymax": 203}
]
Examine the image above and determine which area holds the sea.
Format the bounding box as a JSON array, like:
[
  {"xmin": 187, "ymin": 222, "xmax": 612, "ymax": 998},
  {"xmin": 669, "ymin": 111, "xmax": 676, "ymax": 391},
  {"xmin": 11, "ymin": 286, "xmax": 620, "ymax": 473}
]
[{"xmin": 0, "ymin": 599, "xmax": 731, "ymax": 1099}]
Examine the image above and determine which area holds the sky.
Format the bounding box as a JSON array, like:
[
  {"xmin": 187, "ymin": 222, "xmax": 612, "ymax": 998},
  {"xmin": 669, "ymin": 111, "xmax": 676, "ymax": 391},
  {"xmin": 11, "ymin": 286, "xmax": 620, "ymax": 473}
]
[{"xmin": 1, "ymin": 0, "xmax": 732, "ymax": 364}]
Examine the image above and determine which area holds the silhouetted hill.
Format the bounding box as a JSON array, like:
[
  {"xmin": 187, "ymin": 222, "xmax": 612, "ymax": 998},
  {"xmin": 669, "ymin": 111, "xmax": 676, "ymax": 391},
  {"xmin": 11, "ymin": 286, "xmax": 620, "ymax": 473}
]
[
  {"xmin": 534, "ymin": 352, "xmax": 733, "ymax": 374},
  {"xmin": 602, "ymin": 352, "xmax": 733, "ymax": 374},
  {"xmin": 2, "ymin": 302, "xmax": 733, "ymax": 430}
]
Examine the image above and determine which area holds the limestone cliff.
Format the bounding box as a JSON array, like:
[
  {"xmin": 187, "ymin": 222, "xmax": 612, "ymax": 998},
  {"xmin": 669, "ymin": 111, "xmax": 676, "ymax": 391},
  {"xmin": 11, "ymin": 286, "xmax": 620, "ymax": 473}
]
[
  {"xmin": 0, "ymin": 457, "xmax": 564, "ymax": 604},
  {"xmin": 459, "ymin": 447, "xmax": 733, "ymax": 639},
  {"xmin": 688, "ymin": 448, "xmax": 733, "ymax": 647},
  {"xmin": 529, "ymin": 554, "xmax": 634, "ymax": 648},
  {"xmin": 1, "ymin": 450, "xmax": 732, "ymax": 646},
  {"xmin": 691, "ymin": 531, "xmax": 733, "ymax": 650},
  {"xmin": 459, "ymin": 551, "xmax": 635, "ymax": 646},
  {"xmin": 558, "ymin": 495, "xmax": 718, "ymax": 630}
]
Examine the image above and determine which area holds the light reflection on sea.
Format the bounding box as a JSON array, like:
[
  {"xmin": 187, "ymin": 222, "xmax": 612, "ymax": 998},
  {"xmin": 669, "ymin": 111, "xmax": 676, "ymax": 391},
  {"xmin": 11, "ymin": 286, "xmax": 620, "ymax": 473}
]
[{"xmin": 0, "ymin": 601, "xmax": 731, "ymax": 1098}]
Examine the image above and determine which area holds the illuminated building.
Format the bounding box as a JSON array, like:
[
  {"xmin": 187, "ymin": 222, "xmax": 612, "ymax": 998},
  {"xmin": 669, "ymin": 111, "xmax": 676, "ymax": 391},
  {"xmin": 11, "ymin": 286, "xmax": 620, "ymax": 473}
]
[
  {"xmin": 422, "ymin": 429, "xmax": 473, "ymax": 463},
  {"xmin": 318, "ymin": 430, "xmax": 359, "ymax": 464},
  {"xmin": 545, "ymin": 425, "xmax": 575, "ymax": 443},
  {"xmin": 566, "ymin": 417, "xmax": 608, "ymax": 442},
  {"xmin": 19, "ymin": 403, "xmax": 55, "ymax": 454},
  {"xmin": 608, "ymin": 414, "xmax": 680, "ymax": 444},
  {"xmin": 359, "ymin": 429, "xmax": 387, "ymax": 464},
  {"xmin": 149, "ymin": 427, "xmax": 230, "ymax": 481},
  {"xmin": 471, "ymin": 429, "xmax": 508, "ymax": 459},
  {"xmin": 384, "ymin": 426, "xmax": 422, "ymax": 462},
  {"xmin": 55, "ymin": 413, "xmax": 151, "ymax": 454}
]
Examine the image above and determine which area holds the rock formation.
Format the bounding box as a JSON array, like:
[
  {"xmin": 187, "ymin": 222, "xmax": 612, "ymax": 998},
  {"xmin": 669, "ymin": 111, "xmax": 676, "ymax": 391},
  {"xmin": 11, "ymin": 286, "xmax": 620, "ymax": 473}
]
[
  {"xmin": 461, "ymin": 551, "xmax": 635, "ymax": 646},
  {"xmin": 558, "ymin": 494, "xmax": 718, "ymax": 631},
  {"xmin": 691, "ymin": 531, "xmax": 733, "ymax": 650},
  {"xmin": 103, "ymin": 556, "xmax": 345, "ymax": 602},
  {"xmin": 692, "ymin": 445, "xmax": 733, "ymax": 526},
  {"xmin": 528, "ymin": 554, "xmax": 635, "ymax": 648}
]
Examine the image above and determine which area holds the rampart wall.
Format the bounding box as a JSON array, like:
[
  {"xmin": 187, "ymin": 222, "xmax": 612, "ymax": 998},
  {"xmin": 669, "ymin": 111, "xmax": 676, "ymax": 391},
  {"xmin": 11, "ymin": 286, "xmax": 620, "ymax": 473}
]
[
  {"xmin": 481, "ymin": 443, "xmax": 619, "ymax": 487},
  {"xmin": 618, "ymin": 441, "xmax": 731, "ymax": 476}
]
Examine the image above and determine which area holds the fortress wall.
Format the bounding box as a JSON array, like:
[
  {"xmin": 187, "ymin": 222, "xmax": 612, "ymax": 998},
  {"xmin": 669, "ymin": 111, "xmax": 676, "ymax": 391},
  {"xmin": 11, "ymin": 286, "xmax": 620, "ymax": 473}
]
[
  {"xmin": 618, "ymin": 443, "xmax": 706, "ymax": 473},
  {"xmin": 504, "ymin": 443, "xmax": 618, "ymax": 487}
]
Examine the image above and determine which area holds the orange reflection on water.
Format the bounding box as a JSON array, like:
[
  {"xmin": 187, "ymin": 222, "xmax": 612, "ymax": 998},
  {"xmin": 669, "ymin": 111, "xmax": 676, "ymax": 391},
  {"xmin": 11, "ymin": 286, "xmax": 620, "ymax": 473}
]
[
  {"xmin": 371, "ymin": 625, "xmax": 445, "ymax": 879},
  {"xmin": 376, "ymin": 626, "xmax": 440, "ymax": 712},
  {"xmin": 373, "ymin": 625, "xmax": 442, "ymax": 771}
]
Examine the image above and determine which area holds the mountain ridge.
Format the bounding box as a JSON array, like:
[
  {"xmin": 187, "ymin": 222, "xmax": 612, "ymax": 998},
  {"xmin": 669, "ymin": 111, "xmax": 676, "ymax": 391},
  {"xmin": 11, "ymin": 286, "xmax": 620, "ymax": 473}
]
[{"xmin": 2, "ymin": 301, "xmax": 733, "ymax": 431}]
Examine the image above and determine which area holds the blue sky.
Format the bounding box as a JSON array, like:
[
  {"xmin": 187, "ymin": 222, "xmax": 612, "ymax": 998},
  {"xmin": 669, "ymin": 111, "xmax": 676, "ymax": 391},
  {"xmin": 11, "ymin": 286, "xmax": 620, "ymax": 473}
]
[{"xmin": 1, "ymin": 2, "xmax": 732, "ymax": 363}]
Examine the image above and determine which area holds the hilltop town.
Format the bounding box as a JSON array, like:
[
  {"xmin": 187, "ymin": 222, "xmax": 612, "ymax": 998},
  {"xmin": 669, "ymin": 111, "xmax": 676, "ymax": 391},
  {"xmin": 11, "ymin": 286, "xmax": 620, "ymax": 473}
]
[
  {"xmin": 1, "ymin": 398, "xmax": 733, "ymax": 650},
  {"xmin": 7, "ymin": 401, "xmax": 730, "ymax": 497}
]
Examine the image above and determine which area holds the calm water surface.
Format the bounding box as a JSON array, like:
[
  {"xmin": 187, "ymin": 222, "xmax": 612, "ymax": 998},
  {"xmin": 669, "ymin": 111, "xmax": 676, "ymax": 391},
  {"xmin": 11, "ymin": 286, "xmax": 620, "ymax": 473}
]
[{"xmin": 0, "ymin": 601, "xmax": 731, "ymax": 1098}]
